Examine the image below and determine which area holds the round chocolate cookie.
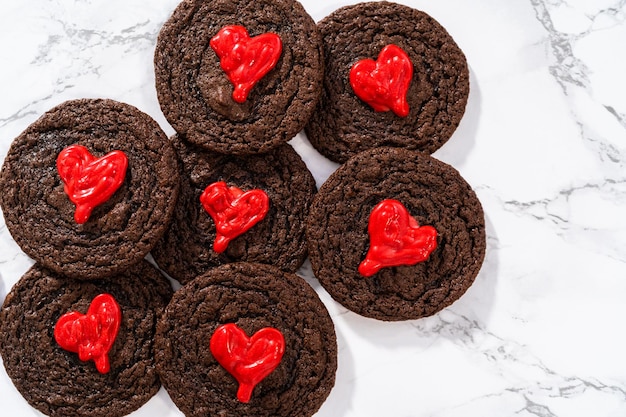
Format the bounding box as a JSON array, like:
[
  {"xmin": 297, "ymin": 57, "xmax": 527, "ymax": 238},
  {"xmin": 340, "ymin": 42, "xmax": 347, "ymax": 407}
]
[
  {"xmin": 155, "ymin": 262, "xmax": 337, "ymax": 417},
  {"xmin": 151, "ymin": 135, "xmax": 316, "ymax": 285},
  {"xmin": 0, "ymin": 261, "xmax": 173, "ymax": 417},
  {"xmin": 305, "ymin": 1, "xmax": 470, "ymax": 163},
  {"xmin": 307, "ymin": 147, "xmax": 485, "ymax": 321},
  {"xmin": 154, "ymin": 0, "xmax": 323, "ymax": 154},
  {"xmin": 0, "ymin": 99, "xmax": 179, "ymax": 280}
]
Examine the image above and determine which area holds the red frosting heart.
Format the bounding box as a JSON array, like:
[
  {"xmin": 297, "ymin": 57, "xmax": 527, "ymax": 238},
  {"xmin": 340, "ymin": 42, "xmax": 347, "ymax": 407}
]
[
  {"xmin": 56, "ymin": 144, "xmax": 128, "ymax": 224},
  {"xmin": 210, "ymin": 323, "xmax": 285, "ymax": 403},
  {"xmin": 349, "ymin": 44, "xmax": 413, "ymax": 117},
  {"xmin": 210, "ymin": 25, "xmax": 282, "ymax": 103},
  {"xmin": 358, "ymin": 199, "xmax": 437, "ymax": 277},
  {"xmin": 200, "ymin": 181, "xmax": 270, "ymax": 253},
  {"xmin": 53, "ymin": 293, "xmax": 121, "ymax": 374}
]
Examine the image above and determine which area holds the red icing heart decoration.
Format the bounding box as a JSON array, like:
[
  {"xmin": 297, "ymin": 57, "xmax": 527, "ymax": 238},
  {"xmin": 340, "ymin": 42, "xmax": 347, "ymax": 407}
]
[
  {"xmin": 200, "ymin": 181, "xmax": 270, "ymax": 253},
  {"xmin": 358, "ymin": 199, "xmax": 437, "ymax": 277},
  {"xmin": 53, "ymin": 293, "xmax": 121, "ymax": 374},
  {"xmin": 210, "ymin": 323, "xmax": 285, "ymax": 403},
  {"xmin": 210, "ymin": 25, "xmax": 282, "ymax": 103},
  {"xmin": 349, "ymin": 44, "xmax": 413, "ymax": 117},
  {"xmin": 56, "ymin": 144, "xmax": 128, "ymax": 224}
]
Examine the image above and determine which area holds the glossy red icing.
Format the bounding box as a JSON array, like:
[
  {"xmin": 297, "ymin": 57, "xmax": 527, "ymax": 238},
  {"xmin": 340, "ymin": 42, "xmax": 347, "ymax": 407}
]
[
  {"xmin": 56, "ymin": 144, "xmax": 128, "ymax": 224},
  {"xmin": 359, "ymin": 199, "xmax": 437, "ymax": 277},
  {"xmin": 210, "ymin": 323, "xmax": 285, "ymax": 403},
  {"xmin": 210, "ymin": 25, "xmax": 282, "ymax": 103},
  {"xmin": 200, "ymin": 181, "xmax": 270, "ymax": 253},
  {"xmin": 349, "ymin": 44, "xmax": 413, "ymax": 117},
  {"xmin": 53, "ymin": 293, "xmax": 121, "ymax": 374}
]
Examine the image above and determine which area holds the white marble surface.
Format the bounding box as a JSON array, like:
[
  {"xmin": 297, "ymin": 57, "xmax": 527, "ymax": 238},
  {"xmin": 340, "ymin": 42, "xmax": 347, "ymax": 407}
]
[{"xmin": 1, "ymin": 0, "xmax": 625, "ymax": 416}]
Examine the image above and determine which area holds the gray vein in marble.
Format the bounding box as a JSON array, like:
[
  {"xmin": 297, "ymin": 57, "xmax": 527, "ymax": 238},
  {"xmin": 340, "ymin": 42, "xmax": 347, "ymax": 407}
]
[
  {"xmin": 517, "ymin": 396, "xmax": 558, "ymax": 417},
  {"xmin": 0, "ymin": 106, "xmax": 38, "ymax": 130},
  {"xmin": 588, "ymin": 0, "xmax": 626, "ymax": 27},
  {"xmin": 0, "ymin": 86, "xmax": 75, "ymax": 130},
  {"xmin": 31, "ymin": 34, "xmax": 63, "ymax": 65},
  {"xmin": 530, "ymin": 0, "xmax": 590, "ymax": 92},
  {"xmin": 575, "ymin": 121, "xmax": 624, "ymax": 166},
  {"xmin": 480, "ymin": 179, "xmax": 626, "ymax": 234},
  {"xmin": 530, "ymin": 0, "xmax": 626, "ymax": 169},
  {"xmin": 54, "ymin": 18, "xmax": 158, "ymax": 51},
  {"xmin": 417, "ymin": 311, "xmax": 626, "ymax": 416},
  {"xmin": 113, "ymin": 20, "xmax": 160, "ymax": 49},
  {"xmin": 1, "ymin": 19, "xmax": 163, "ymax": 131},
  {"xmin": 604, "ymin": 105, "xmax": 626, "ymax": 129}
]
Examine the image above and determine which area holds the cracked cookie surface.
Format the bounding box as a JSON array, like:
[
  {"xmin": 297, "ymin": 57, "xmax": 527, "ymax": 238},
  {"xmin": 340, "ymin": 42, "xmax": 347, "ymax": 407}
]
[
  {"xmin": 0, "ymin": 99, "xmax": 179, "ymax": 280},
  {"xmin": 0, "ymin": 261, "xmax": 173, "ymax": 417},
  {"xmin": 307, "ymin": 147, "xmax": 485, "ymax": 321},
  {"xmin": 154, "ymin": 0, "xmax": 323, "ymax": 154},
  {"xmin": 305, "ymin": 1, "xmax": 470, "ymax": 163},
  {"xmin": 155, "ymin": 262, "xmax": 337, "ymax": 417},
  {"xmin": 152, "ymin": 135, "xmax": 316, "ymax": 285}
]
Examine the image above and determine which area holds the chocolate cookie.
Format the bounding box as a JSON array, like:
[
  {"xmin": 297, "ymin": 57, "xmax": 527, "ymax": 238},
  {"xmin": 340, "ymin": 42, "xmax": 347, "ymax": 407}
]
[
  {"xmin": 305, "ymin": 1, "xmax": 470, "ymax": 163},
  {"xmin": 307, "ymin": 147, "xmax": 485, "ymax": 321},
  {"xmin": 151, "ymin": 135, "xmax": 316, "ymax": 285},
  {"xmin": 155, "ymin": 262, "xmax": 336, "ymax": 417},
  {"xmin": 0, "ymin": 261, "xmax": 173, "ymax": 417},
  {"xmin": 0, "ymin": 99, "xmax": 179, "ymax": 280},
  {"xmin": 154, "ymin": 0, "xmax": 323, "ymax": 154}
]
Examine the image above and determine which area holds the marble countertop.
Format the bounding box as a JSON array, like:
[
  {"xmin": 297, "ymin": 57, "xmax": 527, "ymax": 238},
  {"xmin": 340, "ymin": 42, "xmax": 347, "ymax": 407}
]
[{"xmin": 1, "ymin": 0, "xmax": 625, "ymax": 416}]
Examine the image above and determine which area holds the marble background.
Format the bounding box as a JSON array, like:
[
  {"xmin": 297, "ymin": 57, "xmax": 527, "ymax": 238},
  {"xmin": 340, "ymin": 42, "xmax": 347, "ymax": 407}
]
[{"xmin": 1, "ymin": 0, "xmax": 625, "ymax": 416}]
